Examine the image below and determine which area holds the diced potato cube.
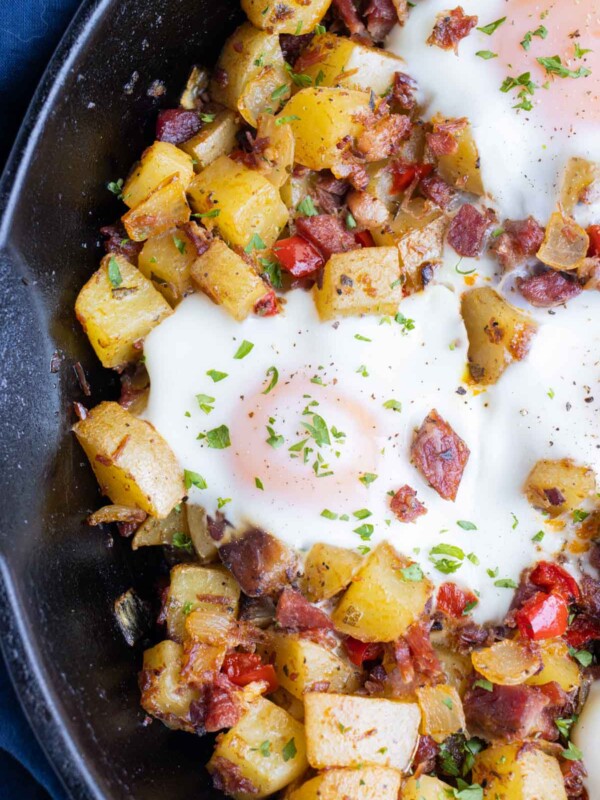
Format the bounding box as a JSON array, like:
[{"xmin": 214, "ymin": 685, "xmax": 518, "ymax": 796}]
[
  {"xmin": 304, "ymin": 692, "xmax": 420, "ymax": 771},
  {"xmin": 138, "ymin": 227, "xmax": 195, "ymax": 305},
  {"xmin": 75, "ymin": 254, "xmax": 172, "ymax": 369},
  {"xmin": 560, "ymin": 157, "xmax": 600, "ymax": 215},
  {"xmin": 332, "ymin": 542, "xmax": 433, "ymax": 642},
  {"xmin": 179, "ymin": 110, "xmax": 240, "ymax": 170},
  {"xmin": 524, "ymin": 458, "xmax": 597, "ymax": 517},
  {"xmin": 269, "ymin": 634, "xmax": 360, "ymax": 699},
  {"xmin": 525, "ymin": 638, "xmax": 581, "ymax": 692},
  {"xmin": 122, "ymin": 175, "xmax": 190, "ymax": 242},
  {"xmin": 289, "ymin": 766, "xmax": 401, "ymax": 800},
  {"xmin": 314, "ymin": 246, "xmax": 402, "ymax": 320},
  {"xmin": 278, "ymin": 87, "xmax": 371, "ymax": 171},
  {"xmin": 139, "ymin": 640, "xmax": 199, "ymax": 732},
  {"xmin": 242, "ymin": 0, "xmax": 332, "ymax": 34},
  {"xmin": 402, "ymin": 775, "xmax": 455, "ymax": 799},
  {"xmin": 433, "ymin": 116, "xmax": 484, "ymax": 196},
  {"xmin": 472, "ymin": 743, "xmax": 567, "ymax": 799},
  {"xmin": 270, "ymin": 687, "xmax": 305, "ymax": 722},
  {"xmin": 255, "ymin": 113, "xmax": 295, "ymax": 188},
  {"xmin": 73, "ymin": 401, "xmax": 185, "ymax": 517},
  {"xmin": 304, "ymin": 543, "xmax": 362, "ymax": 601},
  {"xmin": 416, "ymin": 685, "xmax": 466, "ymax": 743},
  {"xmin": 122, "ymin": 141, "xmax": 194, "ymax": 209},
  {"xmin": 537, "ymin": 210, "xmax": 589, "ymax": 272},
  {"xmin": 164, "ymin": 563, "xmax": 240, "ymax": 642},
  {"xmin": 208, "ymin": 696, "xmax": 308, "ymax": 800},
  {"xmin": 211, "ymin": 23, "xmax": 291, "ymax": 126},
  {"xmin": 299, "ymin": 33, "xmax": 405, "ymax": 95},
  {"xmin": 461, "ymin": 286, "xmax": 538, "ymax": 385},
  {"xmin": 190, "ymin": 238, "xmax": 272, "ymax": 321},
  {"xmin": 432, "ymin": 643, "xmax": 478, "ymax": 697},
  {"xmin": 187, "ymin": 155, "xmax": 288, "ymax": 248}
]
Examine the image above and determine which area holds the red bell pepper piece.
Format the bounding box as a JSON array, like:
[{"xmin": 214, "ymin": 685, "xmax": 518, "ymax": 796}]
[
  {"xmin": 565, "ymin": 613, "xmax": 600, "ymax": 648},
  {"xmin": 222, "ymin": 652, "xmax": 279, "ymax": 693},
  {"xmin": 272, "ymin": 235, "xmax": 324, "ymax": 278},
  {"xmin": 587, "ymin": 224, "xmax": 600, "ymax": 257},
  {"xmin": 344, "ymin": 637, "xmax": 383, "ymax": 666},
  {"xmin": 436, "ymin": 582, "xmax": 478, "ymax": 618},
  {"xmin": 530, "ymin": 561, "xmax": 580, "ymax": 602},
  {"xmin": 515, "ymin": 591, "xmax": 568, "ymax": 641},
  {"xmin": 355, "ymin": 230, "xmax": 375, "ymax": 248},
  {"xmin": 254, "ymin": 289, "xmax": 279, "ymax": 317},
  {"xmin": 390, "ymin": 162, "xmax": 433, "ymax": 194}
]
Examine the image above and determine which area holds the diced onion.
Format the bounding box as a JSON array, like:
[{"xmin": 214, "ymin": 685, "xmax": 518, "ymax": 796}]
[
  {"xmin": 471, "ymin": 638, "xmax": 542, "ymax": 686},
  {"xmin": 537, "ymin": 211, "xmax": 589, "ymax": 271}
]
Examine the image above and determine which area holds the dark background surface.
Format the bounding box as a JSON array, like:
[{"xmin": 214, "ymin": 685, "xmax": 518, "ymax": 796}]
[{"xmin": 1, "ymin": 5, "xmax": 83, "ymax": 798}]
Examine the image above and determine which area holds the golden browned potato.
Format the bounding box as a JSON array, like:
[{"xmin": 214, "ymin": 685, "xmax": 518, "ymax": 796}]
[
  {"xmin": 280, "ymin": 169, "xmax": 314, "ymax": 211},
  {"xmin": 75, "ymin": 254, "xmax": 172, "ymax": 369},
  {"xmin": 268, "ymin": 633, "xmax": 360, "ymax": 699},
  {"xmin": 524, "ymin": 458, "xmax": 597, "ymax": 517},
  {"xmin": 179, "ymin": 110, "xmax": 240, "ymax": 171},
  {"xmin": 73, "ymin": 401, "xmax": 185, "ymax": 517},
  {"xmin": 164, "ymin": 563, "xmax": 240, "ymax": 642},
  {"xmin": 537, "ymin": 210, "xmax": 589, "ymax": 271},
  {"xmin": 304, "ymin": 692, "xmax": 420, "ymax": 771},
  {"xmin": 255, "ymin": 113, "xmax": 295, "ymax": 188},
  {"xmin": 298, "ymin": 33, "xmax": 406, "ymax": 95},
  {"xmin": 314, "ymin": 246, "xmax": 402, "ymax": 320},
  {"xmin": 461, "ymin": 286, "xmax": 538, "ymax": 385},
  {"xmin": 139, "ymin": 640, "xmax": 200, "ymax": 732},
  {"xmin": 289, "ymin": 767, "xmax": 401, "ymax": 800},
  {"xmin": 132, "ymin": 502, "xmax": 218, "ymax": 563},
  {"xmin": 211, "ymin": 23, "xmax": 291, "ymax": 126},
  {"xmin": 402, "ymin": 775, "xmax": 455, "ymax": 799},
  {"xmin": 416, "ymin": 685, "xmax": 466, "ymax": 743},
  {"xmin": 332, "ymin": 542, "xmax": 433, "ymax": 642},
  {"xmin": 431, "ymin": 636, "xmax": 473, "ymax": 697},
  {"xmin": 372, "ymin": 201, "xmax": 447, "ymax": 294},
  {"xmin": 303, "ymin": 543, "xmax": 362, "ymax": 601},
  {"xmin": 207, "ymin": 697, "xmax": 308, "ymax": 800},
  {"xmin": 471, "ymin": 639, "xmax": 542, "ymax": 686},
  {"xmin": 525, "ymin": 638, "xmax": 581, "ymax": 692},
  {"xmin": 270, "ymin": 686, "xmax": 305, "ymax": 722},
  {"xmin": 433, "ymin": 116, "xmax": 484, "ymax": 195},
  {"xmin": 190, "ymin": 238, "xmax": 273, "ymax": 321},
  {"xmin": 278, "ymin": 87, "xmax": 371, "ymax": 171},
  {"xmin": 242, "ymin": 0, "xmax": 332, "ymax": 34},
  {"xmin": 560, "ymin": 157, "xmax": 600, "ymax": 215},
  {"xmin": 138, "ymin": 227, "xmax": 196, "ymax": 305},
  {"xmin": 122, "ymin": 175, "xmax": 191, "ymax": 242},
  {"xmin": 472, "ymin": 743, "xmax": 567, "ymax": 799},
  {"xmin": 187, "ymin": 155, "xmax": 288, "ymax": 248},
  {"xmin": 122, "ymin": 141, "xmax": 194, "ymax": 209}
]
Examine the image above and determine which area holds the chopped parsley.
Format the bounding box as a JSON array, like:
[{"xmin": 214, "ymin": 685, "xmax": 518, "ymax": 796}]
[
  {"xmin": 494, "ymin": 578, "xmax": 518, "ymax": 589},
  {"xmin": 196, "ymin": 393, "xmax": 215, "ymax": 414},
  {"xmin": 284, "ymin": 62, "xmax": 313, "ymax": 88},
  {"xmin": 259, "ymin": 256, "xmax": 282, "ymax": 289},
  {"xmin": 569, "ymin": 647, "xmax": 592, "ymax": 667},
  {"xmin": 473, "ymin": 678, "xmax": 493, "ymax": 692},
  {"xmin": 266, "ymin": 425, "xmax": 285, "ymax": 448},
  {"xmin": 573, "ymin": 509, "xmax": 590, "ymax": 523},
  {"xmin": 199, "ymin": 112, "xmax": 216, "ymax": 123},
  {"xmin": 476, "ymin": 50, "xmax": 497, "ymax": 59},
  {"xmin": 297, "ymin": 196, "xmax": 318, "ymax": 216},
  {"xmin": 217, "ymin": 497, "xmax": 231, "ymax": 509},
  {"xmin": 107, "ymin": 256, "xmax": 123, "ymax": 288},
  {"xmin": 359, "ymin": 473, "xmax": 378, "ymax": 486},
  {"xmin": 182, "ymin": 601, "xmax": 194, "ymax": 616},
  {"xmin": 233, "ymin": 340, "xmax": 254, "ymax": 359},
  {"xmin": 276, "ymin": 115, "xmax": 300, "ymax": 126},
  {"xmin": 255, "ymin": 477, "xmax": 264, "ymax": 490},
  {"xmin": 394, "ymin": 312, "xmax": 415, "ymax": 334},
  {"xmin": 258, "ymin": 740, "xmax": 271, "ymax": 757},
  {"xmin": 477, "ymin": 16, "xmax": 506, "ymax": 35},
  {"xmin": 401, "ymin": 563, "xmax": 424, "ymax": 582},
  {"xmin": 184, "ymin": 469, "xmax": 207, "ymax": 490},
  {"xmin": 345, "ymin": 212, "xmax": 357, "ymax": 229},
  {"xmin": 262, "ymin": 366, "xmax": 279, "ymax": 394},
  {"xmin": 356, "ymin": 364, "xmax": 369, "ymax": 377},
  {"xmin": 532, "ymin": 530, "xmax": 545, "ymax": 542},
  {"xmin": 511, "ymin": 512, "xmax": 519, "ymax": 529},
  {"xmin": 199, "ymin": 424, "xmax": 231, "ymax": 449},
  {"xmin": 520, "ymin": 25, "xmax": 547, "ymax": 50},
  {"xmin": 172, "ymin": 532, "xmax": 194, "ymax": 552},
  {"xmin": 245, "ymin": 233, "xmax": 267, "ymax": 253},
  {"xmin": 547, "ymin": 387, "xmax": 555, "ymax": 399},
  {"xmin": 457, "ymin": 520, "xmax": 477, "ymax": 531},
  {"xmin": 314, "ymin": 23, "xmax": 326, "ymax": 35},
  {"xmin": 431, "ymin": 543, "xmax": 465, "ymax": 560},
  {"xmin": 282, "ymin": 738, "xmax": 297, "ymax": 761},
  {"xmin": 354, "ymin": 333, "xmax": 371, "ymax": 342},
  {"xmin": 206, "ymin": 369, "xmax": 228, "ymax": 382},
  {"xmin": 192, "ymin": 209, "xmax": 220, "ymax": 219},
  {"xmin": 537, "ymin": 55, "xmax": 591, "ymax": 79},
  {"xmin": 353, "ymin": 508, "xmax": 372, "ymax": 520},
  {"xmin": 107, "ymin": 178, "xmax": 124, "ymax": 197},
  {"xmin": 353, "ymin": 523, "xmax": 374, "ymax": 540},
  {"xmin": 383, "ymin": 399, "xmax": 402, "ymax": 412},
  {"xmin": 574, "ymin": 43, "xmax": 593, "ymax": 59},
  {"xmin": 302, "ymin": 414, "xmax": 331, "ymax": 447},
  {"xmin": 271, "ymin": 83, "xmax": 290, "ymax": 101},
  {"xmin": 562, "ymin": 741, "xmax": 583, "ymax": 761},
  {"xmin": 321, "ymin": 509, "xmax": 337, "ymax": 520}
]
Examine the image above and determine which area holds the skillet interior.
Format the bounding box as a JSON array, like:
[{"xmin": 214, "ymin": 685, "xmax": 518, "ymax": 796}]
[{"xmin": 0, "ymin": 0, "xmax": 242, "ymax": 797}]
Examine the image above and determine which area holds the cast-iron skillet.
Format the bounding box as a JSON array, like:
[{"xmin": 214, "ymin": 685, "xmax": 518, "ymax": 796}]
[{"xmin": 0, "ymin": 0, "xmax": 243, "ymax": 796}]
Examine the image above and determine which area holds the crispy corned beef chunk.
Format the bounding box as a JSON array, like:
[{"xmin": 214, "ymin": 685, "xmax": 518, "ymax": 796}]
[
  {"xmin": 427, "ymin": 6, "xmax": 478, "ymax": 51},
  {"xmin": 447, "ymin": 204, "xmax": 497, "ymax": 257},
  {"xmin": 411, "ymin": 409, "xmax": 470, "ymax": 501},
  {"xmin": 517, "ymin": 270, "xmax": 582, "ymax": 307}
]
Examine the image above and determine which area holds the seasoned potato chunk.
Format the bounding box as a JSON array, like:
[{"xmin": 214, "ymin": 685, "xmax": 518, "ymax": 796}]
[
  {"xmin": 278, "ymin": 88, "xmax": 371, "ymax": 171},
  {"xmin": 187, "ymin": 155, "xmax": 288, "ymax": 248},
  {"xmin": 289, "ymin": 767, "xmax": 401, "ymax": 800},
  {"xmin": 132, "ymin": 502, "xmax": 218, "ymax": 563},
  {"xmin": 139, "ymin": 640, "xmax": 199, "ymax": 732},
  {"xmin": 75, "ymin": 254, "xmax": 172, "ymax": 369},
  {"xmin": 461, "ymin": 287, "xmax": 538, "ymax": 385},
  {"xmin": 314, "ymin": 246, "xmax": 402, "ymax": 320},
  {"xmin": 332, "ymin": 542, "xmax": 433, "ymax": 642},
  {"xmin": 560, "ymin": 156, "xmax": 600, "ymax": 215},
  {"xmin": 190, "ymin": 238, "xmax": 272, "ymax": 321},
  {"xmin": 211, "ymin": 23, "xmax": 291, "ymax": 126},
  {"xmin": 433, "ymin": 116, "xmax": 484, "ymax": 195},
  {"xmin": 525, "ymin": 638, "xmax": 581, "ymax": 692},
  {"xmin": 402, "ymin": 775, "xmax": 455, "ymax": 799},
  {"xmin": 416, "ymin": 685, "xmax": 466, "ymax": 743},
  {"xmin": 255, "ymin": 113, "xmax": 295, "ymax": 188},
  {"xmin": 122, "ymin": 175, "xmax": 190, "ymax": 242},
  {"xmin": 164, "ymin": 563, "xmax": 240, "ymax": 642},
  {"xmin": 269, "ymin": 634, "xmax": 360, "ymax": 699},
  {"xmin": 208, "ymin": 697, "xmax": 308, "ymax": 800},
  {"xmin": 138, "ymin": 227, "xmax": 196, "ymax": 305},
  {"xmin": 432, "ymin": 642, "xmax": 473, "ymax": 697},
  {"xmin": 472, "ymin": 743, "xmax": 567, "ymax": 799},
  {"xmin": 298, "ymin": 33, "xmax": 405, "ymax": 94},
  {"xmin": 122, "ymin": 141, "xmax": 194, "ymax": 209},
  {"xmin": 372, "ymin": 201, "xmax": 446, "ymax": 294},
  {"xmin": 179, "ymin": 110, "xmax": 240, "ymax": 171},
  {"xmin": 73, "ymin": 401, "xmax": 185, "ymax": 517},
  {"xmin": 242, "ymin": 0, "xmax": 332, "ymax": 34},
  {"xmin": 524, "ymin": 458, "xmax": 596, "ymax": 517},
  {"xmin": 304, "ymin": 692, "xmax": 420, "ymax": 771},
  {"xmin": 304, "ymin": 543, "xmax": 361, "ymax": 601}
]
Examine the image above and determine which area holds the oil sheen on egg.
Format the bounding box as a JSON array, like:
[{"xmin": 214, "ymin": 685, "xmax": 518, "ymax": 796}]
[
  {"xmin": 143, "ymin": 247, "xmax": 600, "ymax": 625},
  {"xmin": 388, "ymin": 0, "xmax": 600, "ymax": 222}
]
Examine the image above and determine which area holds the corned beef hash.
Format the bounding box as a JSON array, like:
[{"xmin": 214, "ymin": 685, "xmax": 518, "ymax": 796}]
[{"xmin": 73, "ymin": 0, "xmax": 600, "ymax": 797}]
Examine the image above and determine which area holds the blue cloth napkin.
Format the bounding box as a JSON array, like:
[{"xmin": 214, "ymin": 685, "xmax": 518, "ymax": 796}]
[{"xmin": 1, "ymin": 4, "xmax": 82, "ymax": 797}]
